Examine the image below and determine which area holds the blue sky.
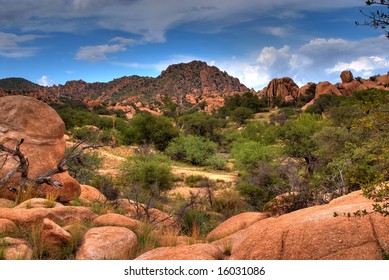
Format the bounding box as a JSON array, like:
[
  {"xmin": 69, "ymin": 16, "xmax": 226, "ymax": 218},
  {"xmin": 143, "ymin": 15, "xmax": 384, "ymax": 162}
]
[{"xmin": 1, "ymin": 0, "xmax": 388, "ymax": 90}]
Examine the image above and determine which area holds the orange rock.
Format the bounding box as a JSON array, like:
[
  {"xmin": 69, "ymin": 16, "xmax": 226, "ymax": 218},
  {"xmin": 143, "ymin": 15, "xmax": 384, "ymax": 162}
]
[
  {"xmin": 0, "ymin": 95, "xmax": 80, "ymax": 202},
  {"xmin": 41, "ymin": 218, "xmax": 71, "ymax": 246},
  {"xmin": 14, "ymin": 198, "xmax": 64, "ymax": 209},
  {"xmin": 0, "ymin": 237, "xmax": 32, "ymax": 260},
  {"xmin": 0, "ymin": 218, "xmax": 18, "ymax": 235},
  {"xmin": 227, "ymin": 191, "xmax": 389, "ymax": 260},
  {"xmin": 135, "ymin": 243, "xmax": 224, "ymax": 260},
  {"xmin": 0, "ymin": 206, "xmax": 96, "ymax": 226},
  {"xmin": 79, "ymin": 185, "xmax": 107, "ymax": 203},
  {"xmin": 93, "ymin": 213, "xmax": 140, "ymax": 230},
  {"xmin": 76, "ymin": 226, "xmax": 138, "ymax": 260},
  {"xmin": 206, "ymin": 212, "xmax": 270, "ymax": 242}
]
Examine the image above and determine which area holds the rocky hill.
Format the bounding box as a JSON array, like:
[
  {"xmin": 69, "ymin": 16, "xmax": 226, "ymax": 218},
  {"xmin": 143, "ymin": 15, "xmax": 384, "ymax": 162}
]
[
  {"xmin": 0, "ymin": 61, "xmax": 251, "ymax": 114},
  {"xmin": 1, "ymin": 63, "xmax": 388, "ymax": 114}
]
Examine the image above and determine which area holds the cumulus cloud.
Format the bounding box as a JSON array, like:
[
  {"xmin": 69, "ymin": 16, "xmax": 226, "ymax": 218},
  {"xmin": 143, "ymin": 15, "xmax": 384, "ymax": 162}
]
[
  {"xmin": 326, "ymin": 56, "xmax": 389, "ymax": 75},
  {"xmin": 38, "ymin": 75, "xmax": 55, "ymax": 86},
  {"xmin": 75, "ymin": 44, "xmax": 127, "ymax": 61}
]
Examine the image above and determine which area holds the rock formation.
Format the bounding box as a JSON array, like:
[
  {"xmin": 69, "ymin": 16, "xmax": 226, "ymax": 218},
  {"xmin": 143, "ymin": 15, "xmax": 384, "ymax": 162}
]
[
  {"xmin": 0, "ymin": 95, "xmax": 81, "ymax": 202},
  {"xmin": 260, "ymin": 77, "xmax": 301, "ymax": 106}
]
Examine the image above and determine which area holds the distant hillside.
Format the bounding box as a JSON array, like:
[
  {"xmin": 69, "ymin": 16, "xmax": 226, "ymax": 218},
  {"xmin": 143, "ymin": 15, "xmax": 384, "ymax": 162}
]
[
  {"xmin": 0, "ymin": 77, "xmax": 42, "ymax": 92},
  {"xmin": 0, "ymin": 61, "xmax": 251, "ymax": 113}
]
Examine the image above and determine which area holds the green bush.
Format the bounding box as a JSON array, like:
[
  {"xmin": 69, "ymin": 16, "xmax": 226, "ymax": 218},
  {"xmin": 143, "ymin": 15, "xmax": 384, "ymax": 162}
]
[
  {"xmin": 165, "ymin": 135, "xmax": 217, "ymax": 166},
  {"xmin": 128, "ymin": 112, "xmax": 179, "ymax": 150},
  {"xmin": 204, "ymin": 155, "xmax": 228, "ymax": 170},
  {"xmin": 120, "ymin": 154, "xmax": 174, "ymax": 201}
]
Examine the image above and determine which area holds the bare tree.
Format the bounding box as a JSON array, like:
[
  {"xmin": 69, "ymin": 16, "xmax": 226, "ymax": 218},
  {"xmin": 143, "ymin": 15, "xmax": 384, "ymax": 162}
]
[
  {"xmin": 356, "ymin": 0, "xmax": 389, "ymax": 38},
  {"xmin": 0, "ymin": 138, "xmax": 103, "ymax": 192}
]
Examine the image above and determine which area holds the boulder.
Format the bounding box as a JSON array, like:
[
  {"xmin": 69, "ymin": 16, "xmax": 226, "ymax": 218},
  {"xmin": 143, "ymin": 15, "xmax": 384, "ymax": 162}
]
[
  {"xmin": 206, "ymin": 212, "xmax": 269, "ymax": 242},
  {"xmin": 315, "ymin": 81, "xmax": 343, "ymax": 97},
  {"xmin": 0, "ymin": 206, "xmax": 97, "ymax": 227},
  {"xmin": 76, "ymin": 226, "xmax": 138, "ymax": 260},
  {"xmin": 79, "ymin": 185, "xmax": 107, "ymax": 203},
  {"xmin": 0, "ymin": 237, "xmax": 32, "ymax": 260},
  {"xmin": 263, "ymin": 77, "xmax": 300, "ymax": 106},
  {"xmin": 0, "ymin": 218, "xmax": 18, "ymax": 235},
  {"xmin": 93, "ymin": 213, "xmax": 140, "ymax": 230},
  {"xmin": 41, "ymin": 218, "xmax": 71, "ymax": 247},
  {"xmin": 227, "ymin": 191, "xmax": 389, "ymax": 260},
  {"xmin": 340, "ymin": 70, "xmax": 354, "ymax": 83},
  {"xmin": 135, "ymin": 243, "xmax": 224, "ymax": 260},
  {"xmin": 0, "ymin": 198, "xmax": 14, "ymax": 208},
  {"xmin": 14, "ymin": 198, "xmax": 64, "ymax": 209},
  {"xmin": 0, "ymin": 95, "xmax": 81, "ymax": 202}
]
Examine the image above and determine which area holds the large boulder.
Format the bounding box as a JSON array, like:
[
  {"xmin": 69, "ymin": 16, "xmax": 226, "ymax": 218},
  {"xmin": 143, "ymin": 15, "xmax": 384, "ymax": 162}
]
[
  {"xmin": 76, "ymin": 226, "xmax": 138, "ymax": 260},
  {"xmin": 206, "ymin": 212, "xmax": 269, "ymax": 242},
  {"xmin": 0, "ymin": 205, "xmax": 97, "ymax": 227},
  {"xmin": 224, "ymin": 191, "xmax": 389, "ymax": 260},
  {"xmin": 93, "ymin": 213, "xmax": 140, "ymax": 230},
  {"xmin": 0, "ymin": 95, "xmax": 80, "ymax": 202}
]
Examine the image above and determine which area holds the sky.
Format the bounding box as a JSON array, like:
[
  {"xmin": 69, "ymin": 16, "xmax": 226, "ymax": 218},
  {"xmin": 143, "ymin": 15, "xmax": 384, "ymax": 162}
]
[{"xmin": 1, "ymin": 0, "xmax": 389, "ymax": 90}]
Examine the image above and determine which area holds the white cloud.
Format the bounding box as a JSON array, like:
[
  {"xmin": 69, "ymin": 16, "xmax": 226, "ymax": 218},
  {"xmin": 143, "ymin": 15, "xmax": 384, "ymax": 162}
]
[
  {"xmin": 257, "ymin": 45, "xmax": 290, "ymax": 66},
  {"xmin": 75, "ymin": 44, "xmax": 127, "ymax": 61},
  {"xmin": 326, "ymin": 56, "xmax": 389, "ymax": 74},
  {"xmin": 38, "ymin": 75, "xmax": 55, "ymax": 86},
  {"xmin": 0, "ymin": 32, "xmax": 43, "ymax": 57},
  {"xmin": 0, "ymin": 1, "xmax": 362, "ymax": 43}
]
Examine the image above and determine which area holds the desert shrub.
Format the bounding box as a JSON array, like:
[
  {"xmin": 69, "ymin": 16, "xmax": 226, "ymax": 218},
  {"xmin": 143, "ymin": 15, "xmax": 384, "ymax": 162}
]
[
  {"xmin": 212, "ymin": 189, "xmax": 250, "ymax": 218},
  {"xmin": 165, "ymin": 135, "xmax": 217, "ymax": 166},
  {"xmin": 177, "ymin": 111, "xmax": 226, "ymax": 141},
  {"xmin": 180, "ymin": 208, "xmax": 212, "ymax": 238},
  {"xmin": 128, "ymin": 112, "xmax": 179, "ymax": 151},
  {"xmin": 204, "ymin": 155, "xmax": 228, "ymax": 170},
  {"xmin": 230, "ymin": 106, "xmax": 254, "ymax": 125},
  {"xmin": 119, "ymin": 154, "xmax": 173, "ymax": 205}
]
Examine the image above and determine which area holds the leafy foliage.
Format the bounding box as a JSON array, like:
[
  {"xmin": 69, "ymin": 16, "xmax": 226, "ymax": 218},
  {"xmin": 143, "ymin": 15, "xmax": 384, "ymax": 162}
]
[
  {"xmin": 165, "ymin": 135, "xmax": 217, "ymax": 166},
  {"xmin": 127, "ymin": 112, "xmax": 179, "ymax": 150}
]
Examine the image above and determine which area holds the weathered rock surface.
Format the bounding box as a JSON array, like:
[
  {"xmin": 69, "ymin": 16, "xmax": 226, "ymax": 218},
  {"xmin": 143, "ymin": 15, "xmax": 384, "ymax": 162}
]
[
  {"xmin": 41, "ymin": 218, "xmax": 71, "ymax": 247},
  {"xmin": 14, "ymin": 198, "xmax": 64, "ymax": 209},
  {"xmin": 76, "ymin": 226, "xmax": 138, "ymax": 260},
  {"xmin": 0, "ymin": 237, "xmax": 33, "ymax": 260},
  {"xmin": 340, "ymin": 70, "xmax": 354, "ymax": 83},
  {"xmin": 79, "ymin": 184, "xmax": 107, "ymax": 203},
  {"xmin": 222, "ymin": 191, "xmax": 389, "ymax": 260},
  {"xmin": 206, "ymin": 212, "xmax": 269, "ymax": 242},
  {"xmin": 261, "ymin": 77, "xmax": 300, "ymax": 105},
  {"xmin": 93, "ymin": 213, "xmax": 140, "ymax": 230},
  {"xmin": 135, "ymin": 243, "xmax": 224, "ymax": 260},
  {"xmin": 0, "ymin": 205, "xmax": 96, "ymax": 226},
  {"xmin": 0, "ymin": 95, "xmax": 81, "ymax": 202},
  {"xmin": 0, "ymin": 218, "xmax": 18, "ymax": 235}
]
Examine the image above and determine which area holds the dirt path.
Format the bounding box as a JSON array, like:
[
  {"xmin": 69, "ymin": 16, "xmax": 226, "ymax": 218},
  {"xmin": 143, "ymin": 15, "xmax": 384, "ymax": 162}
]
[
  {"xmin": 171, "ymin": 166, "xmax": 237, "ymax": 183},
  {"xmin": 90, "ymin": 144, "xmax": 238, "ymax": 183}
]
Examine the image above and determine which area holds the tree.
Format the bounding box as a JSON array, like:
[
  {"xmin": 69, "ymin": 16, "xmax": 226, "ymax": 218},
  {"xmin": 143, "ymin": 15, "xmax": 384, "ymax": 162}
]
[{"xmin": 356, "ymin": 0, "xmax": 389, "ymax": 38}]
